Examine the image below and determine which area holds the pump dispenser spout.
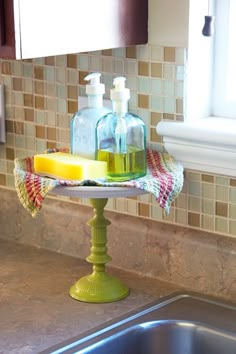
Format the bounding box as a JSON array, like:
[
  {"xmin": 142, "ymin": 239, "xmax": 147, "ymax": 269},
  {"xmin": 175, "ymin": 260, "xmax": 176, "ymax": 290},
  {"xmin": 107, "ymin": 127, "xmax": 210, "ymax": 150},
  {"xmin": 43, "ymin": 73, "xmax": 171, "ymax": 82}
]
[{"xmin": 84, "ymin": 73, "xmax": 105, "ymax": 95}]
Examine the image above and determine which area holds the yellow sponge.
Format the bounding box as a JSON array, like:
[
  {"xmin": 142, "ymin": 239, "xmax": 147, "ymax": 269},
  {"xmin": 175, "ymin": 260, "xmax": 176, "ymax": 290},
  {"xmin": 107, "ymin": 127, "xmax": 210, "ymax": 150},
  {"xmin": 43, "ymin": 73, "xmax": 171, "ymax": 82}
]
[{"xmin": 34, "ymin": 152, "xmax": 107, "ymax": 180}]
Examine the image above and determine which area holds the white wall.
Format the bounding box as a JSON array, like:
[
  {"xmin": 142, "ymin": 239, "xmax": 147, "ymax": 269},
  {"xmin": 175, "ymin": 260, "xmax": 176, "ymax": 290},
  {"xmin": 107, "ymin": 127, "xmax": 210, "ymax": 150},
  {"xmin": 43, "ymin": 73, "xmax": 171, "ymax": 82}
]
[{"xmin": 148, "ymin": 0, "xmax": 189, "ymax": 47}]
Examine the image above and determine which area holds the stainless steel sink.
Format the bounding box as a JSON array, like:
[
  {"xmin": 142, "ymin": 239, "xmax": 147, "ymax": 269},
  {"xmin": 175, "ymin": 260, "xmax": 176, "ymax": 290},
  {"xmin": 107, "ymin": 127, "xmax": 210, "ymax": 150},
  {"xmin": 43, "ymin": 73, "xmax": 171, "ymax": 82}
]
[{"xmin": 42, "ymin": 292, "xmax": 236, "ymax": 354}]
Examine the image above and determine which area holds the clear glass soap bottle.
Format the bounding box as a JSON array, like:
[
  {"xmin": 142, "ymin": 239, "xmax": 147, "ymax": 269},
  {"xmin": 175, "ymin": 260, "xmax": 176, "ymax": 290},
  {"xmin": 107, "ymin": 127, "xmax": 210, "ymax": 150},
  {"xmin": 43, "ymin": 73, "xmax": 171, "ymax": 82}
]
[
  {"xmin": 70, "ymin": 73, "xmax": 110, "ymax": 159},
  {"xmin": 95, "ymin": 77, "xmax": 147, "ymax": 181}
]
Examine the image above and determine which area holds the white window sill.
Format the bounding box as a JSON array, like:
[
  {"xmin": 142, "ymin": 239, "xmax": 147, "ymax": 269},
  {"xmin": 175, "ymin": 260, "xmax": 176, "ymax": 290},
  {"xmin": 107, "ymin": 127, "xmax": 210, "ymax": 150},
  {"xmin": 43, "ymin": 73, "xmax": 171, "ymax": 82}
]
[{"xmin": 156, "ymin": 117, "xmax": 236, "ymax": 177}]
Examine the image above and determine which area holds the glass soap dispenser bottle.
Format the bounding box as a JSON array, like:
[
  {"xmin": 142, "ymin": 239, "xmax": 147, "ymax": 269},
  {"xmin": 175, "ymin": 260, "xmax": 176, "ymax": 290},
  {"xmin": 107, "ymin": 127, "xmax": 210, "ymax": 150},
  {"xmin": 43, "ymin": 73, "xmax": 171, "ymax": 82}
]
[
  {"xmin": 96, "ymin": 77, "xmax": 147, "ymax": 181},
  {"xmin": 70, "ymin": 72, "xmax": 110, "ymax": 159}
]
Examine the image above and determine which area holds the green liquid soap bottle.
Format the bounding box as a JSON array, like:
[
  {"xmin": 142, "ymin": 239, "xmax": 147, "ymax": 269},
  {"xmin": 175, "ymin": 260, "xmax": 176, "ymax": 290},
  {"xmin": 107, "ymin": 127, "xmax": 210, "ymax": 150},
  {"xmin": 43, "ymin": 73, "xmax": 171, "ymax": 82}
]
[
  {"xmin": 96, "ymin": 77, "xmax": 147, "ymax": 181},
  {"xmin": 70, "ymin": 72, "xmax": 110, "ymax": 159}
]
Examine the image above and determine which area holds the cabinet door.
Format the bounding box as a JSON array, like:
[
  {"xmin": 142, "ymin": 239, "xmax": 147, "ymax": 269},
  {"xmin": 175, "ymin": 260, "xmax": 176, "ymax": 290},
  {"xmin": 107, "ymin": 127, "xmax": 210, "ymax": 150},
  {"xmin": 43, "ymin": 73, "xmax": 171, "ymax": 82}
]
[
  {"xmin": 1, "ymin": 0, "xmax": 148, "ymax": 59},
  {"xmin": 0, "ymin": 0, "xmax": 16, "ymax": 58}
]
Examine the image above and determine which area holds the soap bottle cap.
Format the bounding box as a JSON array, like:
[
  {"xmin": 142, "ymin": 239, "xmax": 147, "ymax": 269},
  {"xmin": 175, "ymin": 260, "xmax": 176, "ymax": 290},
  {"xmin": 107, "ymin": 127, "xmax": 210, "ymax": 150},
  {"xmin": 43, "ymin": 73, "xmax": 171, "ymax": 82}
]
[
  {"xmin": 111, "ymin": 77, "xmax": 130, "ymax": 102},
  {"xmin": 85, "ymin": 73, "xmax": 105, "ymax": 95}
]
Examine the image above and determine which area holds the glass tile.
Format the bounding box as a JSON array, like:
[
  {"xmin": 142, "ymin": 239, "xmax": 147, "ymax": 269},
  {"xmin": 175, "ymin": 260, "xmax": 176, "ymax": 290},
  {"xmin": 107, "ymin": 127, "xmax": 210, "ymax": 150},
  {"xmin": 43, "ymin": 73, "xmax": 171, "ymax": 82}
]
[
  {"xmin": 230, "ymin": 188, "xmax": 236, "ymax": 203},
  {"xmin": 202, "ymin": 215, "xmax": 214, "ymax": 231},
  {"xmin": 188, "ymin": 196, "xmax": 201, "ymax": 212},
  {"xmin": 175, "ymin": 208, "xmax": 187, "ymax": 225},
  {"xmin": 163, "ymin": 80, "xmax": 175, "ymax": 96},
  {"xmin": 125, "ymin": 60, "xmax": 138, "ymax": 76},
  {"xmin": 188, "ymin": 181, "xmax": 201, "ymax": 196},
  {"xmin": 151, "ymin": 95, "xmax": 163, "ymax": 112},
  {"xmin": 202, "ymin": 199, "xmax": 215, "ymax": 215},
  {"xmin": 229, "ymin": 220, "xmax": 236, "ymax": 236},
  {"xmin": 215, "ymin": 216, "xmax": 228, "ymax": 233},
  {"xmin": 151, "ymin": 205, "xmax": 163, "ymax": 220},
  {"xmin": 151, "ymin": 78, "xmax": 162, "ymax": 95},
  {"xmin": 229, "ymin": 204, "xmax": 236, "ymax": 219},
  {"xmin": 202, "ymin": 183, "xmax": 214, "ymax": 199},
  {"xmin": 163, "ymin": 97, "xmax": 175, "ymax": 114},
  {"xmin": 151, "ymin": 46, "xmax": 163, "ymax": 61},
  {"xmin": 216, "ymin": 185, "xmax": 229, "ymax": 202}
]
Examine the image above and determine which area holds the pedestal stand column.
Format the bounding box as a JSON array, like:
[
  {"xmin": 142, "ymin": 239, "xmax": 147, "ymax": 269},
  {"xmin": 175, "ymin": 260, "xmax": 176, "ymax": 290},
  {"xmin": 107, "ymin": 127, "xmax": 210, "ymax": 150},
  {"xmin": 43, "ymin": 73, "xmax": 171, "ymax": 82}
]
[{"xmin": 69, "ymin": 198, "xmax": 129, "ymax": 303}]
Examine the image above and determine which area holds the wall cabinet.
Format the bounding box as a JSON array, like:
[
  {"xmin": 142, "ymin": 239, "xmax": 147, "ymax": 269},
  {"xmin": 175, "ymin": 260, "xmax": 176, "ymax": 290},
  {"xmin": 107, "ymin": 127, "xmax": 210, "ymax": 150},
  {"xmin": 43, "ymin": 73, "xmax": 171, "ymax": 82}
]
[{"xmin": 0, "ymin": 0, "xmax": 148, "ymax": 60}]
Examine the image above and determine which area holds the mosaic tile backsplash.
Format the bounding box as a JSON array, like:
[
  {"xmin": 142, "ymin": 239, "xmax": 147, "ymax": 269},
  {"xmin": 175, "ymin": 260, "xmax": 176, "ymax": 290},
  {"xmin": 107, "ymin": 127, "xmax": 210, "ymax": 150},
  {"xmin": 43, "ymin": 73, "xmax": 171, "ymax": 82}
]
[{"xmin": 0, "ymin": 44, "xmax": 236, "ymax": 238}]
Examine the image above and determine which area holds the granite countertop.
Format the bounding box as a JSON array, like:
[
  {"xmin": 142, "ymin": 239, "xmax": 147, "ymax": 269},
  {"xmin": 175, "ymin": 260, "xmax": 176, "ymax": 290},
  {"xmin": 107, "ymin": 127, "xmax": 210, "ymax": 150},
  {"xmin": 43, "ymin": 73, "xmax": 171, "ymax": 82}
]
[{"xmin": 0, "ymin": 239, "xmax": 180, "ymax": 354}]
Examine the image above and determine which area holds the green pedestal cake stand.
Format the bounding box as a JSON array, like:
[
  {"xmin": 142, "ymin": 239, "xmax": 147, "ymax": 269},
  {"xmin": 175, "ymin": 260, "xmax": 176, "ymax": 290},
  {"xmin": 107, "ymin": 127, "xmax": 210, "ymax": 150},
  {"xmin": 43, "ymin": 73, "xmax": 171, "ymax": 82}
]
[{"xmin": 54, "ymin": 186, "xmax": 146, "ymax": 303}]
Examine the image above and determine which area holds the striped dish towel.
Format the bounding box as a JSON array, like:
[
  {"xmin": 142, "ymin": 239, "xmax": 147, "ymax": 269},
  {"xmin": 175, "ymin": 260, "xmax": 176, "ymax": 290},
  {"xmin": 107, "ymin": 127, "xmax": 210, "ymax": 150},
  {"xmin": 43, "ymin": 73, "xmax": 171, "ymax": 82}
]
[{"xmin": 14, "ymin": 148, "xmax": 184, "ymax": 218}]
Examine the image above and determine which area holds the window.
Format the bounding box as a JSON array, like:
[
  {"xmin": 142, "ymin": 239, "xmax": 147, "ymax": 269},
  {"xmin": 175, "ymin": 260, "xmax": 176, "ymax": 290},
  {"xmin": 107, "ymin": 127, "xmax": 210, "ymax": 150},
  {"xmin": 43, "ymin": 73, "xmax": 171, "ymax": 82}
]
[
  {"xmin": 212, "ymin": 0, "xmax": 236, "ymax": 117},
  {"xmin": 156, "ymin": 0, "xmax": 236, "ymax": 177}
]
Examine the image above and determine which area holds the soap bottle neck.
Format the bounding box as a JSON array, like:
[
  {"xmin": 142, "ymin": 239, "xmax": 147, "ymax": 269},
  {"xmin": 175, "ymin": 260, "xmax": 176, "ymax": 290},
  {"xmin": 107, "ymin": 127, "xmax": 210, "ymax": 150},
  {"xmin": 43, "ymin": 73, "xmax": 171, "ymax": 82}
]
[
  {"xmin": 88, "ymin": 94, "xmax": 104, "ymax": 108},
  {"xmin": 112, "ymin": 100, "xmax": 128, "ymax": 117}
]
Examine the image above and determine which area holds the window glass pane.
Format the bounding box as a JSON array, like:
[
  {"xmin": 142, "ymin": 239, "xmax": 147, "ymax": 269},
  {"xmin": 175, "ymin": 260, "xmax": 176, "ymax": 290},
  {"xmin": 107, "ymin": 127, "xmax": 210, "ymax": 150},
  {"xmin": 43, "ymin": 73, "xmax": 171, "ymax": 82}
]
[
  {"xmin": 212, "ymin": 0, "xmax": 236, "ymax": 117},
  {"xmin": 227, "ymin": 0, "xmax": 236, "ymax": 101}
]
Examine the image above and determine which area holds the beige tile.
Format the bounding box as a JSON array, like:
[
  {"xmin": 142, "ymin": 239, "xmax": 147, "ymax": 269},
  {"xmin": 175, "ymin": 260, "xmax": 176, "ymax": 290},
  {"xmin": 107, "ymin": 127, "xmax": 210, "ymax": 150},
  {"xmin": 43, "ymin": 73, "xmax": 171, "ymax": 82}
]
[
  {"xmin": 6, "ymin": 147, "xmax": 15, "ymax": 161},
  {"xmin": 2, "ymin": 62, "xmax": 12, "ymax": 75},
  {"xmin": 216, "ymin": 201, "xmax": 228, "ymax": 217},
  {"xmin": 67, "ymin": 54, "xmax": 77, "ymax": 68},
  {"xmin": 138, "ymin": 202, "xmax": 150, "ymax": 217},
  {"xmin": 102, "ymin": 49, "xmax": 113, "ymax": 56},
  {"xmin": 202, "ymin": 174, "xmax": 214, "ymax": 183},
  {"xmin": 24, "ymin": 94, "xmax": 34, "ymax": 107},
  {"xmin": 151, "ymin": 112, "xmax": 162, "ymax": 126},
  {"xmin": 14, "ymin": 121, "xmax": 24, "ymax": 135},
  {"xmin": 36, "ymin": 125, "xmax": 45, "ymax": 139},
  {"xmin": 79, "ymin": 70, "xmax": 89, "ymax": 84},
  {"xmin": 67, "ymin": 85, "xmax": 78, "ymax": 100},
  {"xmin": 230, "ymin": 179, "xmax": 236, "ymax": 187},
  {"xmin": 151, "ymin": 127, "xmax": 162, "ymax": 143},
  {"xmin": 0, "ymin": 174, "xmax": 6, "ymax": 185},
  {"xmin": 151, "ymin": 63, "xmax": 162, "ymax": 78},
  {"xmin": 138, "ymin": 94, "xmax": 149, "ymax": 109},
  {"xmin": 13, "ymin": 78, "xmax": 23, "ymax": 91},
  {"xmin": 164, "ymin": 47, "xmax": 176, "ymax": 62},
  {"xmin": 34, "ymin": 66, "xmax": 44, "ymax": 80},
  {"xmin": 138, "ymin": 61, "xmax": 149, "ymax": 76},
  {"xmin": 188, "ymin": 212, "xmax": 200, "ymax": 227},
  {"xmin": 6, "ymin": 120, "xmax": 14, "ymax": 133},
  {"xmin": 126, "ymin": 47, "xmax": 137, "ymax": 59},
  {"xmin": 67, "ymin": 100, "xmax": 78, "ymax": 114},
  {"xmin": 47, "ymin": 141, "xmax": 57, "ymax": 149},
  {"xmin": 24, "ymin": 109, "xmax": 34, "ymax": 122},
  {"xmin": 163, "ymin": 113, "xmax": 175, "ymax": 120},
  {"xmin": 35, "ymin": 96, "xmax": 45, "ymax": 110},
  {"xmin": 47, "ymin": 127, "xmax": 56, "ymax": 141},
  {"xmin": 45, "ymin": 56, "xmax": 55, "ymax": 66}
]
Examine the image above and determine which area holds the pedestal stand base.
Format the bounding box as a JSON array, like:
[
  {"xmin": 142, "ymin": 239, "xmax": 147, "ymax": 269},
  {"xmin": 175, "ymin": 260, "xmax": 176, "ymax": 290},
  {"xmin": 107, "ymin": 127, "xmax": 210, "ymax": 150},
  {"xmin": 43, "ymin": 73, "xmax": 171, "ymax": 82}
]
[{"xmin": 70, "ymin": 272, "xmax": 129, "ymax": 303}]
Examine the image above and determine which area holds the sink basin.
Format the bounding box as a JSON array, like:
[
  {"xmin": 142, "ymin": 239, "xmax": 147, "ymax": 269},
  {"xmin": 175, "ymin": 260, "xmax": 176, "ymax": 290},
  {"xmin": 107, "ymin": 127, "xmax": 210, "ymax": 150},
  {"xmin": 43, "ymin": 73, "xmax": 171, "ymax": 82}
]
[{"xmin": 42, "ymin": 292, "xmax": 236, "ymax": 354}]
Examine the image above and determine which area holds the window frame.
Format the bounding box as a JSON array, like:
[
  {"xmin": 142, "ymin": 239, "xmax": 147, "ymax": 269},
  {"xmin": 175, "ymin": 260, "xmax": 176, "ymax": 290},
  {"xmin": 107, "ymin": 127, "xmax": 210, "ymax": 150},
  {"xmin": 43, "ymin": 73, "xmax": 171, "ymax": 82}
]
[{"xmin": 156, "ymin": 0, "xmax": 236, "ymax": 177}]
